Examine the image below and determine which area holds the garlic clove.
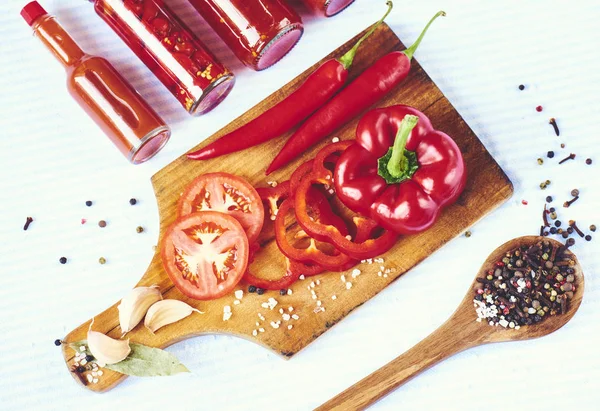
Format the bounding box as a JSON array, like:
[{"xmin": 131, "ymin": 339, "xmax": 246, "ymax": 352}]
[
  {"xmin": 118, "ymin": 286, "xmax": 162, "ymax": 334},
  {"xmin": 87, "ymin": 326, "xmax": 131, "ymax": 367},
  {"xmin": 144, "ymin": 300, "xmax": 203, "ymax": 333}
]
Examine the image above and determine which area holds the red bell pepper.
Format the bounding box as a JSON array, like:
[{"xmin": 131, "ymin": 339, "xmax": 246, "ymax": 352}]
[
  {"xmin": 186, "ymin": 2, "xmax": 393, "ymax": 161},
  {"xmin": 334, "ymin": 105, "xmax": 466, "ymax": 234}
]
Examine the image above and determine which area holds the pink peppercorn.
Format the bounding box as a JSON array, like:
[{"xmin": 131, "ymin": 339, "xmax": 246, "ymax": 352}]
[{"xmin": 536, "ymin": 105, "xmax": 543, "ymax": 112}]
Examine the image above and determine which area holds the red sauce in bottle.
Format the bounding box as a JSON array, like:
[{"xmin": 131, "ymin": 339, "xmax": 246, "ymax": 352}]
[
  {"xmin": 92, "ymin": 0, "xmax": 235, "ymax": 115},
  {"xmin": 300, "ymin": 0, "xmax": 355, "ymax": 17},
  {"xmin": 188, "ymin": 0, "xmax": 303, "ymax": 71},
  {"xmin": 22, "ymin": 1, "xmax": 171, "ymax": 164}
]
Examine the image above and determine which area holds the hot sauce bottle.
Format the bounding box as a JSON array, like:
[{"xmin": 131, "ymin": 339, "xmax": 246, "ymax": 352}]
[
  {"xmin": 187, "ymin": 0, "xmax": 304, "ymax": 71},
  {"xmin": 91, "ymin": 0, "xmax": 235, "ymax": 115},
  {"xmin": 21, "ymin": 1, "xmax": 171, "ymax": 164},
  {"xmin": 300, "ymin": 0, "xmax": 355, "ymax": 17}
]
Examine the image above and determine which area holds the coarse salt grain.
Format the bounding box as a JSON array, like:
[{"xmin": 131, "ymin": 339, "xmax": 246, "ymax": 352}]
[
  {"xmin": 292, "ymin": 314, "xmax": 299, "ymax": 320},
  {"xmin": 282, "ymin": 314, "xmax": 291, "ymax": 321},
  {"xmin": 316, "ymin": 279, "xmax": 320, "ymax": 285},
  {"xmin": 270, "ymin": 321, "xmax": 280, "ymax": 329},
  {"xmin": 258, "ymin": 313, "xmax": 265, "ymax": 321},
  {"xmin": 317, "ymin": 300, "xmax": 322, "ymax": 306},
  {"xmin": 288, "ymin": 306, "xmax": 294, "ymax": 312},
  {"xmin": 287, "ymin": 289, "xmax": 293, "ymax": 295},
  {"xmin": 93, "ymin": 378, "xmax": 98, "ymax": 384},
  {"xmin": 288, "ymin": 325, "xmax": 293, "ymax": 330},
  {"xmin": 234, "ymin": 290, "xmax": 243, "ymax": 300},
  {"xmin": 279, "ymin": 308, "xmax": 284, "ymax": 314},
  {"xmin": 351, "ymin": 268, "xmax": 361, "ymax": 278},
  {"xmin": 267, "ymin": 298, "xmax": 278, "ymax": 309},
  {"xmin": 252, "ymin": 330, "xmax": 258, "ymax": 336},
  {"xmin": 80, "ymin": 346, "xmax": 86, "ymax": 352},
  {"xmin": 312, "ymin": 295, "xmax": 317, "ymax": 300},
  {"xmin": 259, "ymin": 328, "xmax": 265, "ymax": 333},
  {"xmin": 223, "ymin": 312, "xmax": 232, "ymax": 321},
  {"xmin": 97, "ymin": 370, "xmax": 103, "ymax": 376},
  {"xmin": 299, "ymin": 275, "xmax": 305, "ymax": 280},
  {"xmin": 310, "ymin": 281, "xmax": 315, "ymax": 288},
  {"xmin": 340, "ymin": 275, "xmax": 346, "ymax": 283},
  {"xmin": 332, "ymin": 295, "xmax": 337, "ymax": 300},
  {"xmin": 256, "ymin": 322, "xmax": 260, "ymax": 327},
  {"xmin": 233, "ymin": 300, "xmax": 241, "ymax": 305},
  {"xmin": 87, "ymin": 374, "xmax": 93, "ymax": 383},
  {"xmin": 374, "ymin": 258, "xmax": 384, "ymax": 263},
  {"xmin": 332, "ymin": 137, "xmax": 340, "ymax": 143},
  {"xmin": 81, "ymin": 359, "xmax": 87, "ymax": 365},
  {"xmin": 383, "ymin": 274, "xmax": 388, "ymax": 278},
  {"xmin": 345, "ymin": 235, "xmax": 352, "ymax": 240},
  {"xmin": 346, "ymin": 282, "xmax": 352, "ymax": 289}
]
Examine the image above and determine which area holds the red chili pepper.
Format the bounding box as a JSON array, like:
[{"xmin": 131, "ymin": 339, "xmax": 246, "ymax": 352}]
[
  {"xmin": 266, "ymin": 10, "xmax": 445, "ymax": 174},
  {"xmin": 186, "ymin": 3, "xmax": 393, "ymax": 161},
  {"xmin": 294, "ymin": 142, "xmax": 398, "ymax": 260},
  {"xmin": 334, "ymin": 105, "xmax": 466, "ymax": 234}
]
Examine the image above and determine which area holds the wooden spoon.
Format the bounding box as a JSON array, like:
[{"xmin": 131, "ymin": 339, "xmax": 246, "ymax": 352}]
[{"xmin": 317, "ymin": 236, "xmax": 584, "ymax": 410}]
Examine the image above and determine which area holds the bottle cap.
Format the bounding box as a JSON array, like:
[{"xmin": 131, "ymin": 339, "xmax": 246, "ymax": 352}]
[{"xmin": 21, "ymin": 1, "xmax": 47, "ymax": 27}]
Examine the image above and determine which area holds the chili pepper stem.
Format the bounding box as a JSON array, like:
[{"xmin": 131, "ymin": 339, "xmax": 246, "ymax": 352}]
[
  {"xmin": 338, "ymin": 1, "xmax": 394, "ymax": 70},
  {"xmin": 387, "ymin": 115, "xmax": 419, "ymax": 177},
  {"xmin": 403, "ymin": 10, "xmax": 446, "ymax": 60}
]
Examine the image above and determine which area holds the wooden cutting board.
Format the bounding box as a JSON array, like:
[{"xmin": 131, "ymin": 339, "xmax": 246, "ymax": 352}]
[{"xmin": 61, "ymin": 23, "xmax": 513, "ymax": 392}]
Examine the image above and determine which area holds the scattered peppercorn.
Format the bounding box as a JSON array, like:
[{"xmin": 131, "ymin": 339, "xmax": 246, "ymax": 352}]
[
  {"xmin": 99, "ymin": 257, "xmax": 106, "ymax": 264},
  {"xmin": 549, "ymin": 118, "xmax": 560, "ymax": 136},
  {"xmin": 555, "ymin": 220, "xmax": 562, "ymax": 227},
  {"xmin": 537, "ymin": 158, "xmax": 544, "ymax": 165},
  {"xmin": 549, "ymin": 207, "xmax": 556, "ymax": 213},
  {"xmin": 256, "ymin": 288, "xmax": 265, "ymax": 295},
  {"xmin": 591, "ymin": 225, "xmax": 597, "ymax": 232},
  {"xmin": 76, "ymin": 365, "xmax": 86, "ymax": 373},
  {"xmin": 85, "ymin": 354, "xmax": 94, "ymax": 362},
  {"xmin": 248, "ymin": 285, "xmax": 257, "ymax": 293},
  {"xmin": 561, "ymin": 232, "xmax": 569, "ymax": 239},
  {"xmin": 545, "ymin": 196, "xmax": 552, "ymax": 203},
  {"xmin": 585, "ymin": 235, "xmax": 592, "ymax": 241},
  {"xmin": 550, "ymin": 227, "xmax": 557, "ymax": 234},
  {"xmin": 85, "ymin": 201, "xmax": 92, "ymax": 207},
  {"xmin": 54, "ymin": 339, "xmax": 62, "ymax": 346},
  {"xmin": 521, "ymin": 200, "xmax": 528, "ymax": 205},
  {"xmin": 465, "ymin": 230, "xmax": 472, "ymax": 238},
  {"xmin": 570, "ymin": 189, "xmax": 580, "ymax": 197},
  {"xmin": 566, "ymin": 238, "xmax": 575, "ymax": 247},
  {"xmin": 59, "ymin": 257, "xmax": 67, "ymax": 264},
  {"xmin": 136, "ymin": 226, "xmax": 144, "ymax": 233},
  {"xmin": 547, "ymin": 151, "xmax": 554, "ymax": 158},
  {"xmin": 518, "ymin": 84, "xmax": 525, "ymax": 90},
  {"xmin": 98, "ymin": 220, "xmax": 107, "ymax": 228},
  {"xmin": 560, "ymin": 143, "xmax": 565, "ymax": 148},
  {"xmin": 586, "ymin": 158, "xmax": 592, "ymax": 165},
  {"xmin": 536, "ymin": 105, "xmax": 543, "ymax": 112},
  {"xmin": 23, "ymin": 216, "xmax": 33, "ymax": 231},
  {"xmin": 129, "ymin": 198, "xmax": 137, "ymax": 205},
  {"xmin": 567, "ymin": 227, "xmax": 574, "ymax": 234},
  {"xmin": 550, "ymin": 212, "xmax": 557, "ymax": 220},
  {"xmin": 279, "ymin": 289, "xmax": 287, "ymax": 296}
]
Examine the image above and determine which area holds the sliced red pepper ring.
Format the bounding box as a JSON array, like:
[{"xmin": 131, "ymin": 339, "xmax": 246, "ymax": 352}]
[
  {"xmin": 294, "ymin": 143, "xmax": 398, "ymax": 260},
  {"xmin": 255, "ymin": 180, "xmax": 291, "ymax": 223},
  {"xmin": 290, "ymin": 160, "xmax": 314, "ymax": 193},
  {"xmin": 275, "ymin": 197, "xmax": 354, "ymax": 270},
  {"xmin": 243, "ymin": 256, "xmax": 301, "ymax": 290}
]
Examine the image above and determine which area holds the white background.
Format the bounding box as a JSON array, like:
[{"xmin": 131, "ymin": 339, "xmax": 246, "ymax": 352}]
[{"xmin": 1, "ymin": 0, "xmax": 600, "ymax": 410}]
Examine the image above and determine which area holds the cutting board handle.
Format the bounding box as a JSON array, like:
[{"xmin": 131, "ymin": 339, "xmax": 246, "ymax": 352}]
[{"xmin": 317, "ymin": 303, "xmax": 481, "ymax": 410}]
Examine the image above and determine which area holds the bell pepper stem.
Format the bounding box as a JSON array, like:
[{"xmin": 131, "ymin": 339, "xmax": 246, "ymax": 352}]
[
  {"xmin": 403, "ymin": 10, "xmax": 446, "ymax": 61},
  {"xmin": 387, "ymin": 115, "xmax": 419, "ymax": 178},
  {"xmin": 338, "ymin": 1, "xmax": 394, "ymax": 70}
]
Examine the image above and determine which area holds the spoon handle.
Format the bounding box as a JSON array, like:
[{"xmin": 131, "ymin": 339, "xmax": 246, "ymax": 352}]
[{"xmin": 317, "ymin": 304, "xmax": 482, "ymax": 410}]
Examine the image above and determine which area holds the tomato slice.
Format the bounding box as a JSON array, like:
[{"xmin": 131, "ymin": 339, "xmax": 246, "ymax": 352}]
[
  {"xmin": 161, "ymin": 211, "xmax": 249, "ymax": 300},
  {"xmin": 178, "ymin": 173, "xmax": 264, "ymax": 244}
]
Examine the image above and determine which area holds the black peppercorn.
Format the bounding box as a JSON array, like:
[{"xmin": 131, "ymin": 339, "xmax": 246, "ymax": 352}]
[
  {"xmin": 550, "ymin": 227, "xmax": 557, "ymax": 234},
  {"xmin": 554, "ymin": 220, "xmax": 562, "ymax": 227},
  {"xmin": 547, "ymin": 151, "xmax": 554, "ymax": 158},
  {"xmin": 85, "ymin": 200, "xmax": 92, "ymax": 207},
  {"xmin": 248, "ymin": 285, "xmax": 257, "ymax": 293},
  {"xmin": 76, "ymin": 366, "xmax": 85, "ymax": 373},
  {"xmin": 567, "ymin": 227, "xmax": 574, "ymax": 234},
  {"xmin": 54, "ymin": 339, "xmax": 62, "ymax": 346},
  {"xmin": 279, "ymin": 289, "xmax": 287, "ymax": 296},
  {"xmin": 566, "ymin": 238, "xmax": 575, "ymax": 246},
  {"xmin": 549, "ymin": 207, "xmax": 556, "ymax": 213},
  {"xmin": 545, "ymin": 196, "xmax": 552, "ymax": 203},
  {"xmin": 129, "ymin": 198, "xmax": 137, "ymax": 205},
  {"xmin": 59, "ymin": 257, "xmax": 67, "ymax": 264},
  {"xmin": 85, "ymin": 354, "xmax": 94, "ymax": 362},
  {"xmin": 571, "ymin": 189, "xmax": 580, "ymax": 197},
  {"xmin": 562, "ymin": 232, "xmax": 569, "ymax": 239},
  {"xmin": 585, "ymin": 235, "xmax": 592, "ymax": 241},
  {"xmin": 256, "ymin": 288, "xmax": 265, "ymax": 295},
  {"xmin": 518, "ymin": 84, "xmax": 525, "ymax": 90},
  {"xmin": 586, "ymin": 158, "xmax": 592, "ymax": 165}
]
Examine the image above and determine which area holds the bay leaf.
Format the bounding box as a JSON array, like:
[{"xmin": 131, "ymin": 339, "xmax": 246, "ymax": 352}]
[{"xmin": 104, "ymin": 343, "xmax": 190, "ymax": 377}]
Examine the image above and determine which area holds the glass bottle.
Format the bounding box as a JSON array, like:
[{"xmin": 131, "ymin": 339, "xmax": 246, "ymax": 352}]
[
  {"xmin": 92, "ymin": 0, "xmax": 235, "ymax": 115},
  {"xmin": 300, "ymin": 0, "xmax": 355, "ymax": 17},
  {"xmin": 21, "ymin": 1, "xmax": 171, "ymax": 164},
  {"xmin": 187, "ymin": 0, "xmax": 303, "ymax": 71}
]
